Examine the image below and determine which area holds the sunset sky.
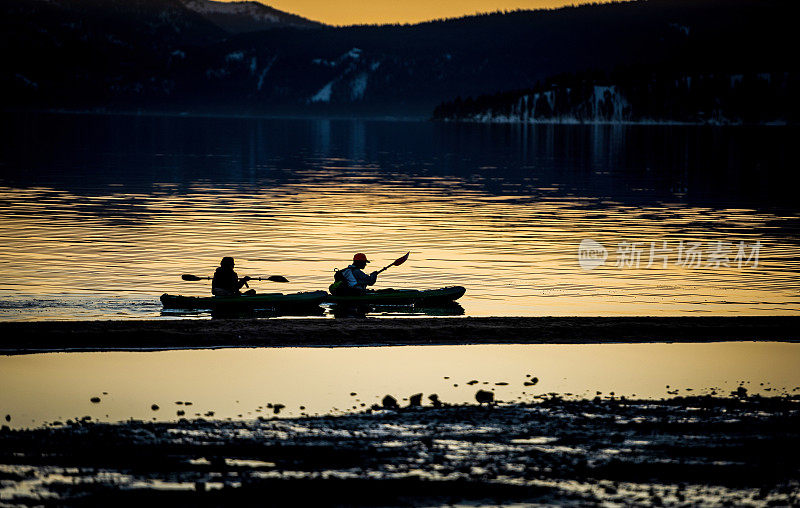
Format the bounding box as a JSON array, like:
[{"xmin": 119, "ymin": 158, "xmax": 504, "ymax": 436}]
[{"xmin": 246, "ymin": 0, "xmax": 614, "ymax": 26}]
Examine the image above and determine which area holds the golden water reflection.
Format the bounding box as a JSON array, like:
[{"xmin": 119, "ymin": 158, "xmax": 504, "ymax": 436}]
[
  {"xmin": 1, "ymin": 343, "xmax": 798, "ymax": 429},
  {"xmin": 0, "ymin": 170, "xmax": 798, "ymax": 319}
]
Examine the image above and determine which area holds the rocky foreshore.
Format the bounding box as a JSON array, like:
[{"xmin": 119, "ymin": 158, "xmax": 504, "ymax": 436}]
[{"xmin": 1, "ymin": 396, "xmax": 798, "ymax": 505}]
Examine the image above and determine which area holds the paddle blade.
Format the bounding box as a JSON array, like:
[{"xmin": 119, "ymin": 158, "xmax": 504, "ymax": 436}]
[
  {"xmin": 266, "ymin": 275, "xmax": 290, "ymax": 283},
  {"xmin": 181, "ymin": 274, "xmax": 203, "ymax": 281},
  {"xmin": 392, "ymin": 252, "xmax": 410, "ymax": 267}
]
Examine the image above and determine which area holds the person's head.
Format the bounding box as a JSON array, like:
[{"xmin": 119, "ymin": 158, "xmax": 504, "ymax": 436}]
[
  {"xmin": 352, "ymin": 253, "xmax": 369, "ymax": 269},
  {"xmin": 220, "ymin": 257, "xmax": 235, "ymax": 269}
]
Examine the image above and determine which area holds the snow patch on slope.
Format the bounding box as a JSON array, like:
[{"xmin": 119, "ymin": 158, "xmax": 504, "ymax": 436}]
[
  {"xmin": 256, "ymin": 55, "xmax": 277, "ymax": 91},
  {"xmin": 306, "ymin": 49, "xmax": 378, "ymax": 103},
  {"xmin": 225, "ymin": 51, "xmax": 244, "ymax": 62},
  {"xmin": 311, "ymin": 48, "xmax": 362, "ymax": 68},
  {"xmin": 310, "ymin": 81, "xmax": 334, "ymax": 103},
  {"xmin": 350, "ymin": 73, "xmax": 368, "ymax": 100}
]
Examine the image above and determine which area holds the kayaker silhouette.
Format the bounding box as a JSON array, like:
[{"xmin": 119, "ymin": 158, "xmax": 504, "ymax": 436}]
[
  {"xmin": 330, "ymin": 253, "xmax": 379, "ymax": 296},
  {"xmin": 211, "ymin": 257, "xmax": 256, "ymax": 297}
]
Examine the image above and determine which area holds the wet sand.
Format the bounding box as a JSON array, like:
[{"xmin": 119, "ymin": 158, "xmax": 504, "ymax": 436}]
[
  {"xmin": 1, "ymin": 396, "xmax": 798, "ymax": 505},
  {"xmin": 0, "ymin": 316, "xmax": 798, "ymax": 354}
]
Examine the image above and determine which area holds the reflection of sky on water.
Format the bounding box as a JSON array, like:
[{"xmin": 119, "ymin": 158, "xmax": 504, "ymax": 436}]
[
  {"xmin": 1, "ymin": 343, "xmax": 799, "ymax": 429},
  {"xmin": 0, "ymin": 113, "xmax": 798, "ymax": 319}
]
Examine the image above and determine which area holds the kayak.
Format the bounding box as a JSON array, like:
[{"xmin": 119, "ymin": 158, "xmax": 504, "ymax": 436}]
[
  {"xmin": 325, "ymin": 286, "xmax": 466, "ymax": 305},
  {"xmin": 160, "ymin": 291, "xmax": 328, "ymax": 311},
  {"xmin": 329, "ymin": 302, "xmax": 465, "ymax": 318}
]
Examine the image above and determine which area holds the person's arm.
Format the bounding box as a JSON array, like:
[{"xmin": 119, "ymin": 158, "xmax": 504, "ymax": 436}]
[
  {"xmin": 367, "ymin": 270, "xmax": 378, "ymax": 286},
  {"xmin": 234, "ymin": 272, "xmax": 251, "ymax": 290}
]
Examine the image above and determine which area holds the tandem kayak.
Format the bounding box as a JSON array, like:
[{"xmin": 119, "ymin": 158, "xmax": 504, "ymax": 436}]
[
  {"xmin": 325, "ymin": 286, "xmax": 466, "ymax": 305},
  {"xmin": 160, "ymin": 291, "xmax": 328, "ymax": 311}
]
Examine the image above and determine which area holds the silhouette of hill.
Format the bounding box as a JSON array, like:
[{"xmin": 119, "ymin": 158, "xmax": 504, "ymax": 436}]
[
  {"xmin": 2, "ymin": 0, "xmax": 796, "ymax": 118},
  {"xmin": 182, "ymin": 0, "xmax": 321, "ymax": 33}
]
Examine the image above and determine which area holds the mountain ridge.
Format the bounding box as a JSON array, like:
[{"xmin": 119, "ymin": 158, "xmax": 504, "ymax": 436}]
[
  {"xmin": 181, "ymin": 0, "xmax": 323, "ymax": 32},
  {"xmin": 2, "ymin": 0, "xmax": 796, "ymax": 118}
]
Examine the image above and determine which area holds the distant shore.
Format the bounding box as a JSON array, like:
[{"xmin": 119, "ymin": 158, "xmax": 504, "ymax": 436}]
[{"xmin": 1, "ymin": 316, "xmax": 798, "ymax": 354}]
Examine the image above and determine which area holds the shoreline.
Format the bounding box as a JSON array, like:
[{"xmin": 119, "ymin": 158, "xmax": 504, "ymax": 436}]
[
  {"xmin": 1, "ymin": 316, "xmax": 798, "ymax": 354},
  {"xmin": 2, "ymin": 397, "xmax": 798, "ymax": 505}
]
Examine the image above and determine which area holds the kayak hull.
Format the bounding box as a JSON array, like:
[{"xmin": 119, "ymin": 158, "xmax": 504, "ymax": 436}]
[
  {"xmin": 160, "ymin": 291, "xmax": 328, "ymax": 311},
  {"xmin": 325, "ymin": 286, "xmax": 466, "ymax": 305}
]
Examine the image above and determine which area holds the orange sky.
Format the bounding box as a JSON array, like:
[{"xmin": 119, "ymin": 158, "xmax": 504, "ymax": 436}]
[{"xmin": 245, "ymin": 0, "xmax": 614, "ymax": 26}]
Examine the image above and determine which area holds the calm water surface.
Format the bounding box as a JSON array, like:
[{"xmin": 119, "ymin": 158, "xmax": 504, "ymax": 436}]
[
  {"xmin": 0, "ymin": 113, "xmax": 798, "ymax": 319},
  {"xmin": 2, "ymin": 343, "xmax": 798, "ymax": 429}
]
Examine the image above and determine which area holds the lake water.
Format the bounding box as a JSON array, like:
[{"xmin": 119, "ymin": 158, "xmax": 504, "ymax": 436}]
[
  {"xmin": 0, "ymin": 112, "xmax": 798, "ymax": 320},
  {"xmin": 2, "ymin": 342, "xmax": 798, "ymax": 429}
]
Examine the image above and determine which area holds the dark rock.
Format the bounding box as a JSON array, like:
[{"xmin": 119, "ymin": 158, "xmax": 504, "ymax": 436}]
[
  {"xmin": 273, "ymin": 404, "xmax": 285, "ymax": 414},
  {"xmin": 428, "ymin": 394, "xmax": 442, "ymax": 408},
  {"xmin": 735, "ymin": 386, "xmax": 748, "ymax": 399},
  {"xmin": 382, "ymin": 395, "xmax": 398, "ymax": 409},
  {"xmin": 151, "ymin": 404, "xmax": 160, "ymax": 411},
  {"xmin": 408, "ymin": 393, "xmax": 423, "ymax": 407},
  {"xmin": 475, "ymin": 390, "xmax": 494, "ymax": 405},
  {"xmin": 177, "ymin": 410, "xmax": 185, "ymax": 416},
  {"xmin": 90, "ymin": 397, "xmax": 101, "ymax": 403},
  {"xmin": 4, "ymin": 414, "xmax": 10, "ymax": 422},
  {"xmin": 495, "ymin": 382, "xmax": 508, "ymax": 386},
  {"xmin": 467, "ymin": 380, "xmax": 478, "ymax": 385}
]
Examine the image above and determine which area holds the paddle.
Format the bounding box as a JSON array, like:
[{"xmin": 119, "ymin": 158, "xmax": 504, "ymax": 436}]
[
  {"xmin": 181, "ymin": 274, "xmax": 289, "ymax": 283},
  {"xmin": 375, "ymin": 252, "xmax": 410, "ymax": 275}
]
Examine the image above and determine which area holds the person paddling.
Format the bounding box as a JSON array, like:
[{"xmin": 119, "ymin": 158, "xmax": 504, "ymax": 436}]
[
  {"xmin": 331, "ymin": 253, "xmax": 379, "ymax": 296},
  {"xmin": 211, "ymin": 257, "xmax": 255, "ymax": 297}
]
